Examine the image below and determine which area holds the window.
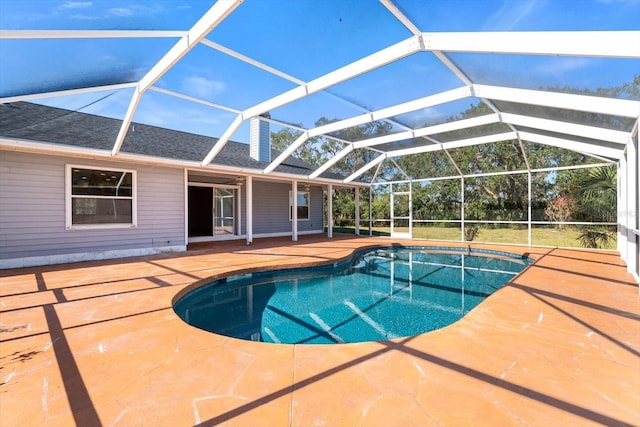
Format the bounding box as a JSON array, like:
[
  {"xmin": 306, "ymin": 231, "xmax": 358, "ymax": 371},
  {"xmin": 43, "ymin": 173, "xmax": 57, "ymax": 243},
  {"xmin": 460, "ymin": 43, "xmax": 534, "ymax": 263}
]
[
  {"xmin": 289, "ymin": 191, "xmax": 310, "ymax": 221},
  {"xmin": 66, "ymin": 165, "xmax": 136, "ymax": 228}
]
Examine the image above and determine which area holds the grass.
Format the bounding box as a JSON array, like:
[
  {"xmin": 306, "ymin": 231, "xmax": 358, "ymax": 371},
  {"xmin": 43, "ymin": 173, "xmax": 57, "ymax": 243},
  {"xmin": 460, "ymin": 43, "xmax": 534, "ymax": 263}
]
[{"xmin": 333, "ymin": 225, "xmax": 617, "ymax": 249}]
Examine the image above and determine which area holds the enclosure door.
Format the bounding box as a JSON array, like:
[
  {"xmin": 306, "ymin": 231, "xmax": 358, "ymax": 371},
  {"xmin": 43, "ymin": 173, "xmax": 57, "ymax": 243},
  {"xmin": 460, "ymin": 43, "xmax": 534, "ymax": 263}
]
[{"xmin": 391, "ymin": 191, "xmax": 412, "ymax": 238}]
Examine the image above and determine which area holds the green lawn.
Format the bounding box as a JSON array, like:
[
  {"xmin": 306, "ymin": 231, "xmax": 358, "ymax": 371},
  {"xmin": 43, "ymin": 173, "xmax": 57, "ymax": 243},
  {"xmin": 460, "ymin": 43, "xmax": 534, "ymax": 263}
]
[{"xmin": 333, "ymin": 225, "xmax": 616, "ymax": 249}]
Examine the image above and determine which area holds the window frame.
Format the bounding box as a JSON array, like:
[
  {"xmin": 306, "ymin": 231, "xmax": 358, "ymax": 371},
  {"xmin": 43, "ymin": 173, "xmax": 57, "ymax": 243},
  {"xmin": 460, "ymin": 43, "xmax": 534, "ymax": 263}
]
[
  {"xmin": 289, "ymin": 190, "xmax": 310, "ymax": 221},
  {"xmin": 65, "ymin": 164, "xmax": 137, "ymax": 230}
]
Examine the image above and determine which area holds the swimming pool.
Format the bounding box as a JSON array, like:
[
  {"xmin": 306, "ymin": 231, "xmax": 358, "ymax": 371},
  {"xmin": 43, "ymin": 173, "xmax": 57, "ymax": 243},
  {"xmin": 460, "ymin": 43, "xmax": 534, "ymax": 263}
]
[{"xmin": 174, "ymin": 246, "xmax": 533, "ymax": 344}]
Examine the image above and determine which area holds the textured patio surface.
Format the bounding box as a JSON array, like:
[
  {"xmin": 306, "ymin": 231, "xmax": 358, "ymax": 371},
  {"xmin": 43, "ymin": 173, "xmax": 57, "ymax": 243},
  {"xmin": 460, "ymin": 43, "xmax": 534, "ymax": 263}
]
[{"xmin": 1, "ymin": 235, "xmax": 638, "ymax": 426}]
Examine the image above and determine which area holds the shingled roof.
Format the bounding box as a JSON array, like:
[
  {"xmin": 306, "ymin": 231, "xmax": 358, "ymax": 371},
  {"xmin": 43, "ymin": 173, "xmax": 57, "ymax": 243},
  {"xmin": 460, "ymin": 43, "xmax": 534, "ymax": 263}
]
[{"xmin": 0, "ymin": 102, "xmax": 343, "ymax": 179}]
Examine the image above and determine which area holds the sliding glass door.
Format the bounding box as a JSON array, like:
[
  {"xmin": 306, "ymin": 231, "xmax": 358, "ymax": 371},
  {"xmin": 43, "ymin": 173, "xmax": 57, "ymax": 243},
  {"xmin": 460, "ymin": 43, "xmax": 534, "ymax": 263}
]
[
  {"xmin": 189, "ymin": 185, "xmax": 240, "ymax": 240},
  {"xmin": 214, "ymin": 188, "xmax": 235, "ymax": 236}
]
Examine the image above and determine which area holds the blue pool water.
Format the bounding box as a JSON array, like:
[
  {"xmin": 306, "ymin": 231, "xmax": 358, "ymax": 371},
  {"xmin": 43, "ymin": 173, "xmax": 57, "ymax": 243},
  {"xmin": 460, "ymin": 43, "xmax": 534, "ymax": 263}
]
[{"xmin": 174, "ymin": 246, "xmax": 532, "ymax": 344}]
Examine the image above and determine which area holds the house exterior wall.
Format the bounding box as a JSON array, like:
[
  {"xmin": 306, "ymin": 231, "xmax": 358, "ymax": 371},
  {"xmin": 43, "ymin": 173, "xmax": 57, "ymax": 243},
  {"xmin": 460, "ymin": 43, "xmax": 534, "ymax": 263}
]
[
  {"xmin": 1, "ymin": 151, "xmax": 327, "ymax": 268},
  {"xmin": 0, "ymin": 150, "xmax": 185, "ymax": 268},
  {"xmin": 252, "ymin": 181, "xmax": 324, "ymax": 236}
]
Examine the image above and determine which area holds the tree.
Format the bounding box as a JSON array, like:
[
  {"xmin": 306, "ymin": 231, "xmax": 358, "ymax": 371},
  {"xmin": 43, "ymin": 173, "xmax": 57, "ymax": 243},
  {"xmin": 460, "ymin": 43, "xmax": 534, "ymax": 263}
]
[
  {"xmin": 544, "ymin": 195, "xmax": 574, "ymax": 228},
  {"xmin": 271, "ymin": 76, "xmax": 636, "ymax": 242},
  {"xmin": 571, "ymin": 166, "xmax": 617, "ymax": 248},
  {"xmin": 572, "ymin": 166, "xmax": 617, "ymax": 222}
]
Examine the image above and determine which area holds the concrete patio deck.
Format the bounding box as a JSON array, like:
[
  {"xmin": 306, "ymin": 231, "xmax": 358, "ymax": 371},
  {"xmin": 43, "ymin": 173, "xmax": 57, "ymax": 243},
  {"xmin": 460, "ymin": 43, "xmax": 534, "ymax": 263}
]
[{"xmin": 1, "ymin": 235, "xmax": 638, "ymax": 426}]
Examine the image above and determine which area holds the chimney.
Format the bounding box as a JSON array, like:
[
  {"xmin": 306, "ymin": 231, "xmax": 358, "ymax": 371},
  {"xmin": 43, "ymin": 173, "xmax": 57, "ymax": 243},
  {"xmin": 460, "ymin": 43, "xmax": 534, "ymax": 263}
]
[{"xmin": 250, "ymin": 113, "xmax": 271, "ymax": 163}]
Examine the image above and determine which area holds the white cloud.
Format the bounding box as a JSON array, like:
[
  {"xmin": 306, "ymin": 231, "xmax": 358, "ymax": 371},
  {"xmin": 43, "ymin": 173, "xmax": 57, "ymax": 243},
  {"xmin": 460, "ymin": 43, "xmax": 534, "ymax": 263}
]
[
  {"xmin": 54, "ymin": 1, "xmax": 92, "ymax": 17},
  {"xmin": 58, "ymin": 1, "xmax": 92, "ymax": 10},
  {"xmin": 64, "ymin": 3, "xmax": 165, "ymax": 20},
  {"xmin": 534, "ymin": 57, "xmax": 593, "ymax": 75},
  {"xmin": 108, "ymin": 7, "xmax": 133, "ymax": 17},
  {"xmin": 399, "ymin": 108, "xmax": 445, "ymax": 128},
  {"xmin": 107, "ymin": 4, "xmax": 165, "ymax": 18},
  {"xmin": 482, "ymin": 0, "xmax": 539, "ymax": 31},
  {"xmin": 180, "ymin": 76, "xmax": 226, "ymax": 99}
]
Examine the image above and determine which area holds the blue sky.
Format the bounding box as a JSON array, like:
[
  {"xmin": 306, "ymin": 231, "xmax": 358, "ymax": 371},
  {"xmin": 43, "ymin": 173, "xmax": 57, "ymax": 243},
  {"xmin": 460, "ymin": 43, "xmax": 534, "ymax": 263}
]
[{"xmin": 1, "ymin": 0, "xmax": 639, "ymax": 143}]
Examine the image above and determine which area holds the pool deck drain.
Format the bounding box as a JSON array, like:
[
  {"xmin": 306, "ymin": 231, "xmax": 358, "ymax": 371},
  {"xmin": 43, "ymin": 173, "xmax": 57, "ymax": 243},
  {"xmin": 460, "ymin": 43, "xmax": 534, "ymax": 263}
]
[{"xmin": 1, "ymin": 235, "xmax": 638, "ymax": 426}]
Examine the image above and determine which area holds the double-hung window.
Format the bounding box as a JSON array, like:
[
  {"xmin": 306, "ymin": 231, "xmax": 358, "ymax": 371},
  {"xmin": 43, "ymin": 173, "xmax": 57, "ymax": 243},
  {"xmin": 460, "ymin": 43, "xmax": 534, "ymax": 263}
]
[
  {"xmin": 289, "ymin": 191, "xmax": 310, "ymax": 221},
  {"xmin": 66, "ymin": 165, "xmax": 136, "ymax": 229}
]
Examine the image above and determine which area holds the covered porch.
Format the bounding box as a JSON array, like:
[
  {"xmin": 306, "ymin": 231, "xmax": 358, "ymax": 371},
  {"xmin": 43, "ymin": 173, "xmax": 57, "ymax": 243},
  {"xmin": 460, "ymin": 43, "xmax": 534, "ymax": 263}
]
[{"xmin": 184, "ymin": 170, "xmax": 363, "ymax": 244}]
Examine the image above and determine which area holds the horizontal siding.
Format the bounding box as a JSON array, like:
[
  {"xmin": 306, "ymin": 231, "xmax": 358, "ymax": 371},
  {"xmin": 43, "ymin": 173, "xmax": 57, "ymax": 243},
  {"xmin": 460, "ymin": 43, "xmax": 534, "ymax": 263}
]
[
  {"xmin": 0, "ymin": 152, "xmax": 67, "ymax": 249},
  {"xmin": 252, "ymin": 181, "xmax": 289, "ymax": 233},
  {"xmin": 1, "ymin": 151, "xmax": 185, "ymax": 262},
  {"xmin": 309, "ymin": 187, "xmax": 324, "ymax": 231},
  {"xmin": 252, "ymin": 181, "xmax": 323, "ymax": 234}
]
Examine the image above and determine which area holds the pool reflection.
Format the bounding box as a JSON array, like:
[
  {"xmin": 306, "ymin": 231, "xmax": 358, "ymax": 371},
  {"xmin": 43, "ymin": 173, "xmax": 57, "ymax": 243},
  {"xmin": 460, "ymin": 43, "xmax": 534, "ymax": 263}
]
[{"xmin": 174, "ymin": 247, "xmax": 532, "ymax": 344}]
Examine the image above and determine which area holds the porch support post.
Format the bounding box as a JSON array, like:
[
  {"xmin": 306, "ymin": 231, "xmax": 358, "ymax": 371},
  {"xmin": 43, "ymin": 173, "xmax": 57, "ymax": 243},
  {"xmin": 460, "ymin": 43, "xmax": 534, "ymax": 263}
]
[
  {"xmin": 355, "ymin": 187, "xmax": 360, "ymax": 236},
  {"xmin": 528, "ymin": 171, "xmax": 532, "ymax": 246},
  {"xmin": 626, "ymin": 136, "xmax": 638, "ymax": 276},
  {"xmin": 409, "ymin": 180, "xmax": 413, "ymax": 238},
  {"xmin": 184, "ymin": 169, "xmax": 189, "ymax": 247},
  {"xmin": 369, "ymin": 186, "xmax": 373, "ymax": 236},
  {"xmin": 292, "ymin": 180, "xmax": 298, "ymax": 241},
  {"xmin": 635, "ymin": 127, "xmax": 640, "ymax": 284},
  {"xmin": 246, "ymin": 175, "xmax": 253, "ymax": 245},
  {"xmin": 460, "ymin": 177, "xmax": 465, "ymax": 242},
  {"xmin": 327, "ymin": 184, "xmax": 333, "ymax": 238},
  {"xmin": 618, "ymin": 153, "xmax": 627, "ymax": 258}
]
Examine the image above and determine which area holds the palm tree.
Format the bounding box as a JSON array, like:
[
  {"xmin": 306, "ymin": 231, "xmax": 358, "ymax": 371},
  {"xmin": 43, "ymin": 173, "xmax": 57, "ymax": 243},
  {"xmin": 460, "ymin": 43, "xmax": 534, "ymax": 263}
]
[{"xmin": 572, "ymin": 166, "xmax": 617, "ymax": 248}]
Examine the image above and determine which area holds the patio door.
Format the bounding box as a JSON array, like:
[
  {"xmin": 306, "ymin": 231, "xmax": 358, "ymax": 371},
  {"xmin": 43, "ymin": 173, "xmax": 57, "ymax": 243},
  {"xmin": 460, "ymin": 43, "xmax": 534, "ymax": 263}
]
[
  {"xmin": 391, "ymin": 190, "xmax": 412, "ymax": 238},
  {"xmin": 188, "ymin": 184, "xmax": 240, "ymax": 241}
]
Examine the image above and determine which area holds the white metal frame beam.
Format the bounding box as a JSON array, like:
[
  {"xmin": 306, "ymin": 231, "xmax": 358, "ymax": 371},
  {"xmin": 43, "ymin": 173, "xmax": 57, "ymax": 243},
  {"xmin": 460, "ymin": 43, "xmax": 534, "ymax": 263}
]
[
  {"xmin": 266, "ymin": 86, "xmax": 472, "ymax": 173},
  {"xmin": 246, "ymin": 36, "xmax": 421, "ymax": 119},
  {"xmin": 204, "ymin": 25, "xmax": 639, "ymax": 170},
  {"xmin": 344, "ymin": 154, "xmax": 387, "ymax": 183},
  {"xmin": 379, "ymin": 129, "xmax": 623, "ymax": 166},
  {"xmin": 306, "ymin": 83, "xmax": 635, "ymax": 180},
  {"xmin": 391, "ymin": 158, "xmax": 412, "ymax": 181},
  {"xmin": 422, "ymin": 31, "xmax": 640, "ymax": 58},
  {"xmin": 4, "ymin": 5, "xmax": 637, "ymax": 193},
  {"xmin": 203, "ymin": 37, "xmax": 412, "ymax": 120},
  {"xmin": 309, "ymin": 145, "xmax": 354, "ymax": 179},
  {"xmin": 386, "ymin": 132, "xmax": 518, "ymax": 158},
  {"xmin": 380, "ymin": 0, "xmax": 422, "ymax": 37},
  {"xmin": 353, "ymin": 114, "xmax": 501, "ymax": 150},
  {"xmin": 382, "ymin": 1, "xmax": 636, "ymax": 176},
  {"xmin": 200, "ymin": 39, "xmax": 305, "ymax": 85},
  {"xmin": 201, "ymin": 36, "xmax": 428, "ymax": 154},
  {"xmin": 111, "ymin": 0, "xmax": 242, "ymax": 157},
  {"xmin": 345, "ymin": 132, "xmax": 520, "ymax": 185},
  {"xmin": 474, "ymin": 84, "xmax": 640, "ymax": 118},
  {"xmin": 0, "ymin": 83, "xmax": 137, "ymax": 105},
  {"xmin": 149, "ymin": 87, "xmax": 241, "ymax": 114},
  {"xmin": 373, "ymin": 161, "xmax": 614, "ymax": 187},
  {"xmin": 0, "ymin": 30, "xmax": 186, "ymax": 39},
  {"xmin": 202, "ymin": 35, "xmax": 424, "ymax": 166},
  {"xmin": 310, "ymin": 114, "xmax": 494, "ymax": 181},
  {"xmin": 500, "ymin": 113, "xmax": 632, "ymax": 145},
  {"xmin": 517, "ymin": 131, "xmax": 623, "ymax": 159}
]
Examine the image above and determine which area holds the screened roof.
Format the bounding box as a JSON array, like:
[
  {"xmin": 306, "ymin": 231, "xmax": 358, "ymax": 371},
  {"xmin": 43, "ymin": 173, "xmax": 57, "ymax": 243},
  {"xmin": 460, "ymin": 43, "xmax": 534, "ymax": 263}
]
[{"xmin": 1, "ymin": 0, "xmax": 638, "ymax": 185}]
